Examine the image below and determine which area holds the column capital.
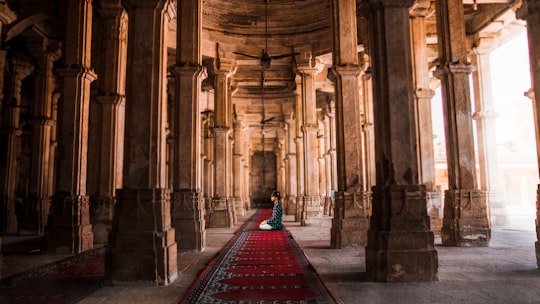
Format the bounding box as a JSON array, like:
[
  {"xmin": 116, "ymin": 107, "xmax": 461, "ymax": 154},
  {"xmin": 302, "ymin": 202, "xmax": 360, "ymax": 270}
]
[
  {"xmin": 328, "ymin": 64, "xmax": 361, "ymax": 82},
  {"xmin": 434, "ymin": 62, "xmax": 475, "ymax": 80},
  {"xmin": 415, "ymin": 87, "xmax": 435, "ymax": 100},
  {"xmin": 211, "ymin": 126, "xmax": 232, "ymax": 134},
  {"xmin": 301, "ymin": 123, "xmax": 318, "ymax": 133},
  {"xmin": 95, "ymin": 93, "xmax": 126, "ymax": 106},
  {"xmin": 56, "ymin": 64, "xmax": 98, "ymax": 82},
  {"xmin": 472, "ymin": 110, "xmax": 498, "ymax": 121},
  {"xmin": 171, "ymin": 63, "xmax": 207, "ymax": 79}
]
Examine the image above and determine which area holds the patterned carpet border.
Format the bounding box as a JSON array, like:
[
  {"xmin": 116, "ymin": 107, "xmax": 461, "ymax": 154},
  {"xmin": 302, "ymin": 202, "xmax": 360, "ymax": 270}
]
[
  {"xmin": 179, "ymin": 209, "xmax": 337, "ymax": 304},
  {"xmin": 0, "ymin": 247, "xmax": 106, "ymax": 304}
]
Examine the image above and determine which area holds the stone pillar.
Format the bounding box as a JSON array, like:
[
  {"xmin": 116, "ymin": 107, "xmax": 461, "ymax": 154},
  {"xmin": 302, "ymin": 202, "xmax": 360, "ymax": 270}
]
[
  {"xmin": 108, "ymin": 0, "xmax": 177, "ymax": 285},
  {"xmin": 471, "ymin": 36, "xmax": 508, "ymax": 226},
  {"xmin": 201, "ymin": 111, "xmax": 214, "ymax": 218},
  {"xmin": 0, "ymin": 1, "xmax": 16, "ymax": 121},
  {"xmin": 233, "ymin": 120, "xmax": 245, "ymax": 217},
  {"xmin": 243, "ymin": 148, "xmax": 251, "ymax": 211},
  {"xmin": 435, "ymin": 0, "xmax": 490, "ymax": 247},
  {"xmin": 322, "ymin": 105, "xmax": 333, "ymax": 216},
  {"xmin": 328, "ymin": 99, "xmax": 338, "ymax": 216},
  {"xmin": 91, "ymin": 3, "xmax": 127, "ymax": 245},
  {"xmin": 171, "ymin": 0, "xmax": 206, "ymax": 251},
  {"xmin": 317, "ymin": 113, "xmax": 327, "ymax": 214},
  {"xmin": 0, "ymin": 59, "xmax": 33, "ymax": 233},
  {"xmin": 517, "ymin": 0, "xmax": 540, "ymax": 267},
  {"xmin": 364, "ymin": 0, "xmax": 438, "ymax": 282},
  {"xmin": 284, "ymin": 106, "xmax": 297, "ymax": 216},
  {"xmin": 294, "ymin": 76, "xmax": 306, "ymax": 224},
  {"xmin": 411, "ymin": 1, "xmax": 443, "ymax": 234},
  {"xmin": 296, "ymin": 59, "xmax": 324, "ymax": 225},
  {"xmin": 46, "ymin": 0, "xmax": 95, "ymax": 254},
  {"xmin": 328, "ymin": 0, "xmax": 370, "ymax": 248},
  {"xmin": 24, "ymin": 40, "xmax": 61, "ymax": 236},
  {"xmin": 210, "ymin": 58, "xmax": 235, "ymax": 228}
]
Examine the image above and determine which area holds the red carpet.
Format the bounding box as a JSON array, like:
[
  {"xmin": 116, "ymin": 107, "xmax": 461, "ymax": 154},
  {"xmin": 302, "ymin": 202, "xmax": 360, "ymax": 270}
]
[
  {"xmin": 179, "ymin": 209, "xmax": 336, "ymax": 303},
  {"xmin": 0, "ymin": 248, "xmax": 105, "ymax": 303}
]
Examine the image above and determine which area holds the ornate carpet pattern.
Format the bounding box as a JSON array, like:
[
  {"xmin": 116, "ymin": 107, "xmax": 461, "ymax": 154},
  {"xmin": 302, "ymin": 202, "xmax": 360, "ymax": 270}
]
[
  {"xmin": 0, "ymin": 247, "xmax": 105, "ymax": 304},
  {"xmin": 180, "ymin": 209, "xmax": 336, "ymax": 303}
]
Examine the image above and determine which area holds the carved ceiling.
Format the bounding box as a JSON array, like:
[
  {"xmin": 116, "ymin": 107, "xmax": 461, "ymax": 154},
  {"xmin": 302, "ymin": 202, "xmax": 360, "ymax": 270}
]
[{"xmin": 198, "ymin": 0, "xmax": 524, "ymax": 150}]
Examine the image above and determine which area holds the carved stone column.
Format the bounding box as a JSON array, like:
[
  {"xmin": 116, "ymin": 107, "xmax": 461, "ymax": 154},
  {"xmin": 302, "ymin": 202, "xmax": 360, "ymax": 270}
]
[
  {"xmin": 46, "ymin": 1, "xmax": 95, "ymax": 254},
  {"xmin": 322, "ymin": 105, "xmax": 334, "ymax": 216},
  {"xmin": 24, "ymin": 40, "xmax": 61, "ymax": 236},
  {"xmin": 517, "ymin": 0, "xmax": 540, "ymax": 267},
  {"xmin": 284, "ymin": 104, "xmax": 297, "ymax": 216},
  {"xmin": 328, "ymin": 100, "xmax": 338, "ymax": 216},
  {"xmin": 411, "ymin": 1, "xmax": 443, "ymax": 234},
  {"xmin": 210, "ymin": 58, "xmax": 235, "ymax": 228},
  {"xmin": 328, "ymin": 0, "xmax": 370, "ymax": 248},
  {"xmin": 0, "ymin": 59, "xmax": 33, "ymax": 233},
  {"xmin": 435, "ymin": 0, "xmax": 490, "ymax": 247},
  {"xmin": 364, "ymin": 0, "xmax": 438, "ymax": 281},
  {"xmin": 108, "ymin": 0, "xmax": 177, "ymax": 285},
  {"xmin": 294, "ymin": 76, "xmax": 306, "ymax": 224},
  {"xmin": 91, "ymin": 3, "xmax": 127, "ymax": 245},
  {"xmin": 171, "ymin": 0, "xmax": 207, "ymax": 251},
  {"xmin": 232, "ymin": 120, "xmax": 246, "ymax": 217},
  {"xmin": 297, "ymin": 59, "xmax": 324, "ymax": 225},
  {"xmin": 471, "ymin": 36, "xmax": 508, "ymax": 226}
]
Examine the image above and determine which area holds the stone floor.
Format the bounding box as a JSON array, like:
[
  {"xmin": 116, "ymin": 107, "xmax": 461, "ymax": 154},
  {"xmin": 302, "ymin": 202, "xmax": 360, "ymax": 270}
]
[{"xmin": 1, "ymin": 210, "xmax": 540, "ymax": 304}]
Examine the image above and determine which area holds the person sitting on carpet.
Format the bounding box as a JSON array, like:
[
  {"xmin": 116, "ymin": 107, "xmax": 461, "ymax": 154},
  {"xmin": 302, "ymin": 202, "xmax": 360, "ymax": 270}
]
[{"xmin": 259, "ymin": 190, "xmax": 283, "ymax": 230}]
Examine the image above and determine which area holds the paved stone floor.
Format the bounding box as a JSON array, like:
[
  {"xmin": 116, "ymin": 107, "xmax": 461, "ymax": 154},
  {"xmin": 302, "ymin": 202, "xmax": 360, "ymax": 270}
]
[{"xmin": 1, "ymin": 209, "xmax": 539, "ymax": 304}]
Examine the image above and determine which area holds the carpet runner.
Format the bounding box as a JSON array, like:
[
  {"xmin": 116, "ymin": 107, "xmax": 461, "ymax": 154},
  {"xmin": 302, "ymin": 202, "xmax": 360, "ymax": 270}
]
[
  {"xmin": 0, "ymin": 248, "xmax": 105, "ymax": 303},
  {"xmin": 180, "ymin": 209, "xmax": 336, "ymax": 303}
]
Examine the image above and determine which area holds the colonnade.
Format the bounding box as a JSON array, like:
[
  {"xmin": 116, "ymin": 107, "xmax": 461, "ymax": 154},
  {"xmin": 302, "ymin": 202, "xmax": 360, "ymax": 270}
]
[{"xmin": 0, "ymin": 0, "xmax": 539, "ymax": 286}]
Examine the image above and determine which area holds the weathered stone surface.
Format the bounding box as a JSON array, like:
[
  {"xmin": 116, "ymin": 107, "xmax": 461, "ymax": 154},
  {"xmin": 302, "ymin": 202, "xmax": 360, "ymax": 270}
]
[{"xmin": 109, "ymin": 188, "xmax": 177, "ymax": 285}]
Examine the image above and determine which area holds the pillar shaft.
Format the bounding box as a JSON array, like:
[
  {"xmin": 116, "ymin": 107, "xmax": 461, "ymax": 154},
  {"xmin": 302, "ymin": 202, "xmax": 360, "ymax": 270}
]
[
  {"xmin": 108, "ymin": 0, "xmax": 177, "ymax": 285},
  {"xmin": 209, "ymin": 59, "xmax": 235, "ymax": 228},
  {"xmin": 171, "ymin": 0, "xmax": 206, "ymax": 251},
  {"xmin": 91, "ymin": 5, "xmax": 127, "ymax": 244},
  {"xmin": 364, "ymin": 0, "xmax": 438, "ymax": 282},
  {"xmin": 411, "ymin": 2, "xmax": 443, "ymax": 234},
  {"xmin": 471, "ymin": 37, "xmax": 508, "ymax": 226},
  {"xmin": 233, "ymin": 121, "xmax": 246, "ymax": 217},
  {"xmin": 329, "ymin": 0, "xmax": 370, "ymax": 249},
  {"xmin": 0, "ymin": 59, "xmax": 33, "ymax": 233},
  {"xmin": 297, "ymin": 63, "xmax": 323, "ymax": 223},
  {"xmin": 435, "ymin": 0, "xmax": 490, "ymax": 247},
  {"xmin": 516, "ymin": 0, "xmax": 540, "ymax": 267},
  {"xmin": 46, "ymin": 0, "xmax": 95, "ymax": 254}
]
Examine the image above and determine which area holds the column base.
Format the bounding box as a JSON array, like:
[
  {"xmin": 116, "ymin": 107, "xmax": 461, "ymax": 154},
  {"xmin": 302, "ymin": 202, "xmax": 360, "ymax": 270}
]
[
  {"xmin": 108, "ymin": 188, "xmax": 177, "ymax": 285},
  {"xmin": 286, "ymin": 196, "xmax": 297, "ymax": 216},
  {"xmin": 427, "ymin": 191, "xmax": 443, "ymax": 235},
  {"xmin": 441, "ymin": 189, "xmax": 491, "ymax": 247},
  {"xmin": 488, "ymin": 191, "xmax": 509, "ymax": 227},
  {"xmin": 90, "ymin": 195, "xmax": 115, "ymax": 245},
  {"xmin": 330, "ymin": 191, "xmax": 370, "ymax": 248},
  {"xmin": 366, "ymin": 185, "xmax": 438, "ymax": 282},
  {"xmin": 209, "ymin": 197, "xmax": 234, "ymax": 228},
  {"xmin": 303, "ymin": 195, "xmax": 322, "ymax": 226},
  {"xmin": 171, "ymin": 189, "xmax": 206, "ymax": 251},
  {"xmin": 233, "ymin": 197, "xmax": 245, "ymax": 217},
  {"xmin": 45, "ymin": 194, "xmax": 93, "ymax": 254}
]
